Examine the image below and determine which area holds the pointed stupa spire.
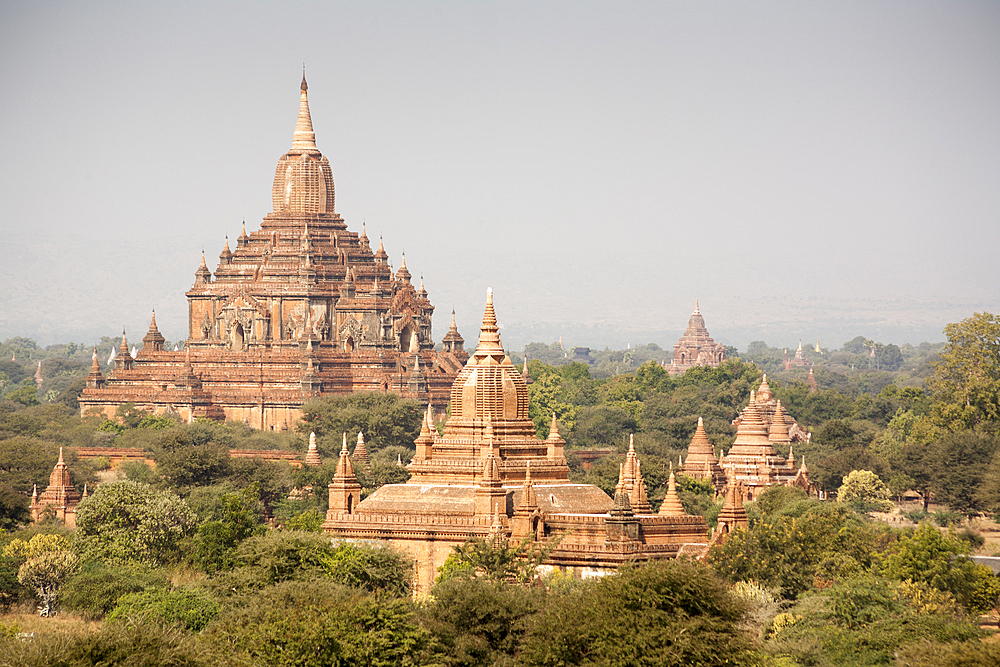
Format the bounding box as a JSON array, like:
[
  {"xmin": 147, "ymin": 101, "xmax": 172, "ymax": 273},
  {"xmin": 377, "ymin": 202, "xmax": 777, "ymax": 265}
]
[
  {"xmin": 239, "ymin": 220, "xmax": 247, "ymax": 239},
  {"xmin": 31, "ymin": 483, "xmax": 37, "ymax": 500},
  {"xmin": 58, "ymin": 446, "xmax": 65, "ymax": 465},
  {"xmin": 769, "ymin": 399, "xmax": 792, "ymax": 444},
  {"xmin": 757, "ymin": 374, "xmax": 773, "ymax": 403},
  {"xmin": 474, "ymin": 288, "xmax": 504, "ymax": 355},
  {"xmin": 291, "ymin": 69, "xmax": 317, "ymax": 151},
  {"xmin": 659, "ymin": 464, "xmax": 685, "ymax": 516},
  {"xmin": 520, "ymin": 460, "xmax": 537, "ymax": 509},
  {"xmin": 395, "ymin": 252, "xmax": 411, "ymax": 282},
  {"xmin": 548, "ymin": 412, "xmax": 560, "ymax": 439},
  {"xmin": 354, "ymin": 431, "xmax": 369, "ymax": 465},
  {"xmin": 694, "ymin": 298, "xmax": 700, "ymax": 314},
  {"xmin": 305, "ymin": 431, "xmax": 322, "ymax": 466},
  {"xmin": 119, "ymin": 329, "xmax": 131, "ymax": 356},
  {"xmin": 334, "ymin": 432, "xmax": 356, "ymax": 479},
  {"xmin": 90, "ymin": 347, "xmax": 100, "ymax": 372}
]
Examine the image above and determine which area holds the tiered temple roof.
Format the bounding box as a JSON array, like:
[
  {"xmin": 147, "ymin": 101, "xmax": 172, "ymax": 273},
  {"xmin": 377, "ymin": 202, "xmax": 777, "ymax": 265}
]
[
  {"xmin": 717, "ymin": 378, "xmax": 814, "ymax": 500},
  {"xmin": 667, "ymin": 300, "xmax": 727, "ymax": 375},
  {"xmin": 680, "ymin": 417, "xmax": 727, "ymax": 491},
  {"xmin": 323, "ymin": 290, "xmax": 709, "ymax": 592},
  {"xmin": 79, "ymin": 76, "xmax": 468, "ymax": 429}
]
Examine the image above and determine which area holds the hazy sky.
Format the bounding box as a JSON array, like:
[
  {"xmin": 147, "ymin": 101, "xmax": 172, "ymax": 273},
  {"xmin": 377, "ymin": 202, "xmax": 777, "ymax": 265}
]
[{"xmin": 2, "ymin": 1, "xmax": 998, "ymax": 352}]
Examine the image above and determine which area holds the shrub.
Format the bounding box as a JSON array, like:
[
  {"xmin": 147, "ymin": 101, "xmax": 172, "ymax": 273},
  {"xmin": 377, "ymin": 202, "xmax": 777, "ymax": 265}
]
[
  {"xmin": 61, "ymin": 561, "xmax": 168, "ymax": 619},
  {"xmin": 423, "ymin": 576, "xmax": 539, "ymax": 664},
  {"xmin": 518, "ymin": 560, "xmax": 757, "ymax": 667},
  {"xmin": 205, "ymin": 580, "xmax": 432, "ymax": 667},
  {"xmin": 210, "ymin": 531, "xmax": 412, "ymax": 598},
  {"xmin": 0, "ymin": 619, "xmax": 234, "ymax": 666},
  {"xmin": 107, "ymin": 588, "xmax": 221, "ymax": 633},
  {"xmin": 283, "ymin": 509, "xmax": 325, "ymax": 532}
]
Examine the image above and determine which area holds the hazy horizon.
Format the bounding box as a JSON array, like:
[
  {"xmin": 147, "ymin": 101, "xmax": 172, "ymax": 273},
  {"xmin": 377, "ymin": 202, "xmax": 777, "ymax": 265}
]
[{"xmin": 2, "ymin": 2, "xmax": 997, "ymax": 353}]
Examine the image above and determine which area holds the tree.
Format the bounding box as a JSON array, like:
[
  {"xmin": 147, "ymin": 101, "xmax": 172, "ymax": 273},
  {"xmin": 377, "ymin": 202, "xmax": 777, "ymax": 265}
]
[
  {"xmin": 300, "ymin": 392, "xmax": 422, "ymax": 456},
  {"xmin": 424, "ymin": 576, "xmax": 539, "ymax": 665},
  {"xmin": 0, "ymin": 485, "xmax": 29, "ymax": 529},
  {"xmin": 212, "ymin": 531, "xmax": 412, "ymax": 598},
  {"xmin": 527, "ymin": 372, "xmax": 578, "ymax": 438},
  {"xmin": 17, "ymin": 550, "xmax": 80, "ymax": 616},
  {"xmin": 5, "ymin": 533, "xmax": 80, "ymax": 616},
  {"xmin": 708, "ymin": 504, "xmax": 884, "ymax": 598},
  {"xmin": 876, "ymin": 343, "xmax": 903, "ymax": 371},
  {"xmin": 518, "ymin": 560, "xmax": 758, "ymax": 667},
  {"xmin": 194, "ymin": 483, "xmax": 267, "ymax": 573},
  {"xmin": 767, "ymin": 575, "xmax": 980, "ymax": 666},
  {"xmin": 6, "ymin": 380, "xmax": 39, "ymax": 407},
  {"xmin": 75, "ymin": 480, "xmax": 197, "ymax": 566},
  {"xmin": 436, "ymin": 535, "xmax": 552, "ymax": 586},
  {"xmin": 882, "ymin": 523, "xmax": 999, "ymax": 613},
  {"xmin": 929, "ymin": 312, "xmax": 1000, "ymax": 430},
  {"xmin": 837, "ymin": 470, "xmax": 892, "ymax": 514},
  {"xmin": 204, "ymin": 580, "xmax": 433, "ymax": 667},
  {"xmin": 925, "ymin": 431, "xmax": 1000, "ymax": 514}
]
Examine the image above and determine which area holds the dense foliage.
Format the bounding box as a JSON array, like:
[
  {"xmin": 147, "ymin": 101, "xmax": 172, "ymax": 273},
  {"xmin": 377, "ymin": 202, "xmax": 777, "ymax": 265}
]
[{"xmin": 0, "ymin": 317, "xmax": 998, "ymax": 665}]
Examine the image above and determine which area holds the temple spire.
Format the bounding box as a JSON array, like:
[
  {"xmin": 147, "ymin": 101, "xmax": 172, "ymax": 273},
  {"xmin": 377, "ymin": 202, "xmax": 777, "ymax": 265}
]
[
  {"xmin": 291, "ymin": 71, "xmax": 317, "ymax": 151},
  {"xmin": 475, "ymin": 288, "xmax": 503, "ymax": 355}
]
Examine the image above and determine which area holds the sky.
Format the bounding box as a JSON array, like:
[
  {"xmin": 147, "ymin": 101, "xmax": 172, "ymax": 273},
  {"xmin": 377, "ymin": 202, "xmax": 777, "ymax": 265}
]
[{"xmin": 1, "ymin": 1, "xmax": 998, "ymax": 353}]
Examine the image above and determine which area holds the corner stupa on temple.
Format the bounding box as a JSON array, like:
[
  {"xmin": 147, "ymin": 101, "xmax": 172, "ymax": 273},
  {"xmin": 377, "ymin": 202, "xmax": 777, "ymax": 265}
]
[
  {"xmin": 323, "ymin": 289, "xmax": 710, "ymax": 592},
  {"xmin": 78, "ymin": 76, "xmax": 468, "ymax": 429},
  {"xmin": 666, "ymin": 300, "xmax": 727, "ymax": 375}
]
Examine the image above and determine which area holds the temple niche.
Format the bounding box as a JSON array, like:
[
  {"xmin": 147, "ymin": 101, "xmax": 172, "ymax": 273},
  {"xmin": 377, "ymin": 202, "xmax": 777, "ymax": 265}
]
[
  {"xmin": 79, "ymin": 76, "xmax": 468, "ymax": 429},
  {"xmin": 666, "ymin": 300, "xmax": 727, "ymax": 376},
  {"xmin": 323, "ymin": 290, "xmax": 711, "ymax": 593}
]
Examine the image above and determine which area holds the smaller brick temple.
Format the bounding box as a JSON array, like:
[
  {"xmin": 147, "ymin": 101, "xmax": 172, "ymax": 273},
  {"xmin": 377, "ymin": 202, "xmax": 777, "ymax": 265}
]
[
  {"xmin": 666, "ymin": 300, "xmax": 727, "ymax": 375},
  {"xmin": 323, "ymin": 290, "xmax": 710, "ymax": 592},
  {"xmin": 682, "ymin": 376, "xmax": 813, "ymax": 501},
  {"xmin": 29, "ymin": 448, "xmax": 83, "ymax": 528}
]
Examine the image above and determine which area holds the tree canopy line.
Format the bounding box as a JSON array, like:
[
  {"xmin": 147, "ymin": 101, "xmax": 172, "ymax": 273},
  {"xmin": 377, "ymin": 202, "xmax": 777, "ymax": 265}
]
[{"xmin": 0, "ymin": 312, "xmax": 998, "ymax": 665}]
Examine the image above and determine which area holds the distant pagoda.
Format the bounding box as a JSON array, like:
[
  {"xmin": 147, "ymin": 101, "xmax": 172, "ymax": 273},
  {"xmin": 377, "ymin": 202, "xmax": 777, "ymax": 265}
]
[{"xmin": 666, "ymin": 300, "xmax": 727, "ymax": 375}]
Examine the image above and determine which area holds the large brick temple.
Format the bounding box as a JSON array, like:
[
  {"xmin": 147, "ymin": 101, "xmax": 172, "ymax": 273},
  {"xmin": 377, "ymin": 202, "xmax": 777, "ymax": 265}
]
[
  {"xmin": 323, "ymin": 290, "xmax": 710, "ymax": 592},
  {"xmin": 79, "ymin": 76, "xmax": 468, "ymax": 429}
]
